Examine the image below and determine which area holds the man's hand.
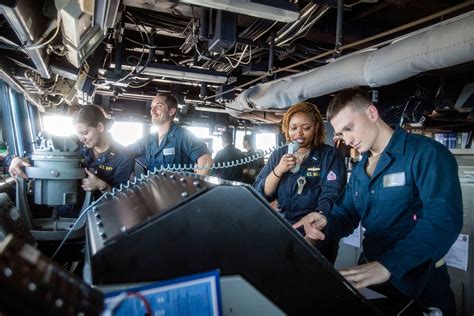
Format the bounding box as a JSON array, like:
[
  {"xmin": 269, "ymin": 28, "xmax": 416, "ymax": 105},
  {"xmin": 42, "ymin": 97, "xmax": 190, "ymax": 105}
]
[
  {"xmin": 195, "ymin": 154, "xmax": 213, "ymax": 176},
  {"xmin": 82, "ymin": 168, "xmax": 109, "ymax": 192},
  {"xmin": 293, "ymin": 211, "xmax": 327, "ymax": 241},
  {"xmin": 8, "ymin": 157, "xmax": 31, "ymax": 180},
  {"xmin": 339, "ymin": 261, "xmax": 391, "ymax": 289}
]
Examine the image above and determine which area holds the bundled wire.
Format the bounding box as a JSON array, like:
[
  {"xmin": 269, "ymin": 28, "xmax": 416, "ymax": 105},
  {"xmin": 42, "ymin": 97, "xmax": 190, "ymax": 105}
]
[
  {"xmin": 23, "ymin": 12, "xmax": 62, "ymax": 50},
  {"xmin": 106, "ymin": 291, "xmax": 153, "ymax": 316}
]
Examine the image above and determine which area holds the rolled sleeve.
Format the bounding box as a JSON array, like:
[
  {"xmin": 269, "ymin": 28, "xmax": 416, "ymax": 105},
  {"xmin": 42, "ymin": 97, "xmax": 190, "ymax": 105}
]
[
  {"xmin": 126, "ymin": 136, "xmax": 148, "ymax": 160},
  {"xmin": 181, "ymin": 129, "xmax": 210, "ymax": 163}
]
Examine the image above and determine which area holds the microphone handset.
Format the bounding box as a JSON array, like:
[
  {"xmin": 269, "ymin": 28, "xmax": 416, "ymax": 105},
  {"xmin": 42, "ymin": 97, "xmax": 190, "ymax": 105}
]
[{"xmin": 287, "ymin": 141, "xmax": 300, "ymax": 173}]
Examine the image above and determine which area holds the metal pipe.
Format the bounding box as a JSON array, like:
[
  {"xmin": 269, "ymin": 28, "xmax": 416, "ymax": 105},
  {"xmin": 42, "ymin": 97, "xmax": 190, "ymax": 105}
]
[
  {"xmin": 234, "ymin": 1, "xmax": 474, "ymax": 92},
  {"xmin": 268, "ymin": 31, "xmax": 275, "ymax": 76},
  {"xmin": 199, "ymin": 7, "xmax": 210, "ymax": 41},
  {"xmin": 0, "ymin": 81, "xmax": 18, "ymax": 156},
  {"xmin": 228, "ymin": 10, "xmax": 474, "ymax": 113},
  {"xmin": 335, "ymin": 0, "xmax": 344, "ymax": 54},
  {"xmin": 9, "ymin": 87, "xmax": 33, "ymax": 156},
  {"xmin": 25, "ymin": 99, "xmax": 39, "ymax": 154}
]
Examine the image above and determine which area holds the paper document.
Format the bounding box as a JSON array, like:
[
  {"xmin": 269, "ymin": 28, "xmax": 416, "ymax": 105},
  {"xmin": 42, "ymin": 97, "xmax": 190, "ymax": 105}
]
[
  {"xmin": 342, "ymin": 224, "xmax": 362, "ymax": 248},
  {"xmin": 446, "ymin": 234, "xmax": 469, "ymax": 271},
  {"xmin": 358, "ymin": 287, "xmax": 386, "ymax": 300}
]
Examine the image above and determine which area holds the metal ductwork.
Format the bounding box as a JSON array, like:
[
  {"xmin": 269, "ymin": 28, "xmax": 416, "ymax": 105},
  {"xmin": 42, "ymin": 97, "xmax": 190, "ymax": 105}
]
[
  {"xmin": 0, "ymin": 0, "xmax": 51, "ymax": 79},
  {"xmin": 227, "ymin": 11, "xmax": 474, "ymax": 117},
  {"xmin": 55, "ymin": 0, "xmax": 114, "ymax": 68}
]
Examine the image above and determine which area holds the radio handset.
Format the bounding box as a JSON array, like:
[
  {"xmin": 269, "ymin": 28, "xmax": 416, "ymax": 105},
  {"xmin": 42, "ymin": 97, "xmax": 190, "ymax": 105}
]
[{"xmin": 288, "ymin": 141, "xmax": 300, "ymax": 173}]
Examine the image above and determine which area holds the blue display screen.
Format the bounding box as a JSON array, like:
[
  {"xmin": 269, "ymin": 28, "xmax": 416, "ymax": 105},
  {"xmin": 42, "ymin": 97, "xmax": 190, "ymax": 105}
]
[{"xmin": 104, "ymin": 270, "xmax": 222, "ymax": 316}]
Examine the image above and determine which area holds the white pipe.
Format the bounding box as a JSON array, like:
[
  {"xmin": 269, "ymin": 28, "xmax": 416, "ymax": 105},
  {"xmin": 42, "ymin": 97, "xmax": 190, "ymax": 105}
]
[{"xmin": 228, "ymin": 11, "xmax": 474, "ymax": 115}]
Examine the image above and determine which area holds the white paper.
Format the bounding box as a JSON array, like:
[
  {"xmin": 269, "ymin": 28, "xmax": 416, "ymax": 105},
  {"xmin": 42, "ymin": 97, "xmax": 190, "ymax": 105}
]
[
  {"xmin": 446, "ymin": 234, "xmax": 469, "ymax": 271},
  {"xmin": 342, "ymin": 224, "xmax": 362, "ymax": 248},
  {"xmin": 358, "ymin": 287, "xmax": 387, "ymax": 300}
]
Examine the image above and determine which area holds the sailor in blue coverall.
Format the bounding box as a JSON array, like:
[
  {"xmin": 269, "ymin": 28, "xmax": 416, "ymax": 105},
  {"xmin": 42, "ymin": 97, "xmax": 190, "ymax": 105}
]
[
  {"xmin": 79, "ymin": 139, "xmax": 133, "ymax": 192},
  {"xmin": 127, "ymin": 122, "xmax": 211, "ymax": 172},
  {"xmin": 9, "ymin": 105, "xmax": 134, "ymax": 215},
  {"xmin": 254, "ymin": 102, "xmax": 346, "ymax": 263},
  {"xmin": 295, "ymin": 88, "xmax": 462, "ymax": 315},
  {"xmin": 127, "ymin": 92, "xmax": 212, "ymax": 175}
]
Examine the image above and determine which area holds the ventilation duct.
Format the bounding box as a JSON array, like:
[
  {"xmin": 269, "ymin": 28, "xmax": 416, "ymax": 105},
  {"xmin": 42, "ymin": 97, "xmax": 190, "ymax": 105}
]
[{"xmin": 227, "ymin": 11, "xmax": 474, "ymax": 117}]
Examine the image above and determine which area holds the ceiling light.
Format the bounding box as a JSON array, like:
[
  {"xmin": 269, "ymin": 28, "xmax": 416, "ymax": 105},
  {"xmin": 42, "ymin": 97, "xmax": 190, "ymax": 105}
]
[
  {"xmin": 115, "ymin": 63, "xmax": 228, "ymax": 84},
  {"xmin": 180, "ymin": 0, "xmax": 299, "ymax": 23}
]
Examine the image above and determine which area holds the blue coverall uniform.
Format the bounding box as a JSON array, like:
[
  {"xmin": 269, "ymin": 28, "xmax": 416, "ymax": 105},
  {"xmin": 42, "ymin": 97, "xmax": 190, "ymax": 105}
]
[
  {"xmin": 58, "ymin": 137, "xmax": 133, "ymax": 217},
  {"xmin": 325, "ymin": 127, "xmax": 463, "ymax": 314},
  {"xmin": 254, "ymin": 143, "xmax": 346, "ymax": 262},
  {"xmin": 80, "ymin": 138, "xmax": 134, "ymax": 189},
  {"xmin": 127, "ymin": 123, "xmax": 210, "ymax": 171}
]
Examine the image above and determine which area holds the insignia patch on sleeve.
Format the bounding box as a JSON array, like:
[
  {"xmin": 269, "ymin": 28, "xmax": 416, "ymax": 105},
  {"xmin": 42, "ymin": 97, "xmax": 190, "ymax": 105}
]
[{"xmin": 327, "ymin": 170, "xmax": 337, "ymax": 181}]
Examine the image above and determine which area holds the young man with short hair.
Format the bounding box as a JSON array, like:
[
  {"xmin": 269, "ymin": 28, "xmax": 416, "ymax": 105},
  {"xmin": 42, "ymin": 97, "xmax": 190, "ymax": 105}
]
[
  {"xmin": 127, "ymin": 92, "xmax": 213, "ymax": 175},
  {"xmin": 294, "ymin": 87, "xmax": 462, "ymax": 315}
]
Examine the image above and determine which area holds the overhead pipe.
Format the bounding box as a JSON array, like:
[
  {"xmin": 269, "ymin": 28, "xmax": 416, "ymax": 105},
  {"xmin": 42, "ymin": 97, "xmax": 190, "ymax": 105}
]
[
  {"xmin": 0, "ymin": 81, "xmax": 19, "ymax": 156},
  {"xmin": 227, "ymin": 11, "xmax": 474, "ymax": 117},
  {"xmin": 8, "ymin": 86, "xmax": 34, "ymax": 157},
  {"xmin": 199, "ymin": 7, "xmax": 210, "ymax": 41},
  {"xmin": 335, "ymin": 0, "xmax": 344, "ymax": 54},
  {"xmin": 268, "ymin": 31, "xmax": 275, "ymax": 76}
]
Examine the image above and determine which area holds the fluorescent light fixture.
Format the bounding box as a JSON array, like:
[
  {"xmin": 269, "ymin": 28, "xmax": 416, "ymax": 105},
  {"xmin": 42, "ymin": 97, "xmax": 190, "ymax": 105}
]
[
  {"xmin": 180, "ymin": 0, "xmax": 299, "ymax": 23},
  {"xmin": 115, "ymin": 63, "xmax": 228, "ymax": 84}
]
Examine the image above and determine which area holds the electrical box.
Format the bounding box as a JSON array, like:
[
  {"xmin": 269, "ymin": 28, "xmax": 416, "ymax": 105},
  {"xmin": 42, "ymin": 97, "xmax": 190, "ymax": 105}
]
[{"xmin": 208, "ymin": 10, "xmax": 236, "ymax": 54}]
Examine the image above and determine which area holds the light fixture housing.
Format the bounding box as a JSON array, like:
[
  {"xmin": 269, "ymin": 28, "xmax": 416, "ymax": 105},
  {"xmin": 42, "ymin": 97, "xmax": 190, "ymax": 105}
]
[
  {"xmin": 115, "ymin": 63, "xmax": 228, "ymax": 84},
  {"xmin": 180, "ymin": 0, "xmax": 299, "ymax": 23}
]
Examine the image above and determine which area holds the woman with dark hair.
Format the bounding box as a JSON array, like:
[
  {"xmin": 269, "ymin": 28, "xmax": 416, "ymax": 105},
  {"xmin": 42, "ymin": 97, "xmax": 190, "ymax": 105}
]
[
  {"xmin": 254, "ymin": 102, "xmax": 346, "ymax": 263},
  {"xmin": 9, "ymin": 105, "xmax": 133, "ymax": 194},
  {"xmin": 72, "ymin": 105, "xmax": 133, "ymax": 193}
]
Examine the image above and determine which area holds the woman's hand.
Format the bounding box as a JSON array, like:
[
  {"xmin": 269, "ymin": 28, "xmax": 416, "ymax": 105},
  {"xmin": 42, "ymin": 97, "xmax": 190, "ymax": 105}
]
[
  {"xmin": 8, "ymin": 157, "xmax": 31, "ymax": 180},
  {"xmin": 82, "ymin": 168, "xmax": 109, "ymax": 192},
  {"xmin": 273, "ymin": 154, "xmax": 297, "ymax": 177}
]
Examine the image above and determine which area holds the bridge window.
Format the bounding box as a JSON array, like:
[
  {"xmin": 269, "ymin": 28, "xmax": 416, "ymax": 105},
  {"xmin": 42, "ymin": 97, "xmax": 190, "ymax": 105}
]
[{"xmin": 109, "ymin": 121, "xmax": 143, "ymax": 146}]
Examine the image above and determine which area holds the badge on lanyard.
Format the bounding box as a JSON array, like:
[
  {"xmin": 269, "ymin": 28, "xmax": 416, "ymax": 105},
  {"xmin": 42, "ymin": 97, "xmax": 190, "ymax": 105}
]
[{"xmin": 163, "ymin": 147, "xmax": 175, "ymax": 156}]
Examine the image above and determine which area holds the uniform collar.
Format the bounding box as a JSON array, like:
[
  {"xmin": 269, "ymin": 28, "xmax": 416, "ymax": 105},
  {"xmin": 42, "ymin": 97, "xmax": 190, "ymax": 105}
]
[
  {"xmin": 302, "ymin": 145, "xmax": 321, "ymax": 166},
  {"xmin": 157, "ymin": 122, "xmax": 178, "ymax": 143},
  {"xmin": 360, "ymin": 126, "xmax": 406, "ymax": 161},
  {"xmin": 81, "ymin": 135, "xmax": 118, "ymax": 163},
  {"xmin": 150, "ymin": 122, "xmax": 178, "ymax": 154},
  {"xmin": 164, "ymin": 122, "xmax": 178, "ymax": 139},
  {"xmin": 358, "ymin": 126, "xmax": 406, "ymax": 181},
  {"xmin": 384, "ymin": 126, "xmax": 407, "ymax": 157}
]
